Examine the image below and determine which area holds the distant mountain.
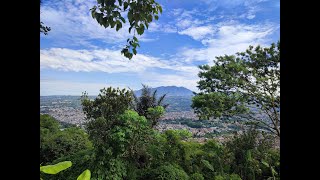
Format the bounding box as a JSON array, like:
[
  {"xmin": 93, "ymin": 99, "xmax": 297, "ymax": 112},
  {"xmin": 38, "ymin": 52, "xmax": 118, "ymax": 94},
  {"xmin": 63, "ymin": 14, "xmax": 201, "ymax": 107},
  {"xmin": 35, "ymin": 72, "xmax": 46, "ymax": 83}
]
[{"xmin": 134, "ymin": 86, "xmax": 194, "ymax": 97}]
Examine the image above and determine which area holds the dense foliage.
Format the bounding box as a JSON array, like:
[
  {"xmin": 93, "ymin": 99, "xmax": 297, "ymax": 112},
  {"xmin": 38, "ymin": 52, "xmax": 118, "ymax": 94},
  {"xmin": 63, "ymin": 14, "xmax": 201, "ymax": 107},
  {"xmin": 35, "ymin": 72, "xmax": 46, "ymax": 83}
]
[
  {"xmin": 192, "ymin": 42, "xmax": 280, "ymax": 137},
  {"xmin": 40, "ymin": 114, "xmax": 93, "ymax": 164},
  {"xmin": 41, "ymin": 41, "xmax": 280, "ymax": 179}
]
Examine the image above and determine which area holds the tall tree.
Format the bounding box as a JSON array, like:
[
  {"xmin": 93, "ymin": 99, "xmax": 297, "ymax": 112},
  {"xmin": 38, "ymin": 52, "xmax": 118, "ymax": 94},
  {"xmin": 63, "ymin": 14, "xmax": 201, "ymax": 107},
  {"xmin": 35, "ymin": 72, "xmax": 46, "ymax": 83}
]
[
  {"xmin": 81, "ymin": 87, "xmax": 154, "ymax": 179},
  {"xmin": 192, "ymin": 42, "xmax": 280, "ymax": 137},
  {"xmin": 131, "ymin": 84, "xmax": 168, "ymax": 127},
  {"xmin": 90, "ymin": 0, "xmax": 162, "ymax": 59}
]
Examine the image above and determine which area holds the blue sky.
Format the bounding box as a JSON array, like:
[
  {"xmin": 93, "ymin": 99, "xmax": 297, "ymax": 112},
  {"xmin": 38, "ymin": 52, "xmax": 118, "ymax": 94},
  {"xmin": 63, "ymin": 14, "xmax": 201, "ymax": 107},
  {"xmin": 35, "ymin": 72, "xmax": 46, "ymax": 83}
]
[{"xmin": 40, "ymin": 0, "xmax": 280, "ymax": 95}]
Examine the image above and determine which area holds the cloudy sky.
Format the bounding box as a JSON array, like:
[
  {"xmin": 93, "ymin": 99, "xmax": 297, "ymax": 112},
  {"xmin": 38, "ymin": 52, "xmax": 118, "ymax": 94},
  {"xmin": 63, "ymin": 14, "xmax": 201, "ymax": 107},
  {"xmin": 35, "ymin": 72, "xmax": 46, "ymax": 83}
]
[{"xmin": 40, "ymin": 0, "xmax": 280, "ymax": 95}]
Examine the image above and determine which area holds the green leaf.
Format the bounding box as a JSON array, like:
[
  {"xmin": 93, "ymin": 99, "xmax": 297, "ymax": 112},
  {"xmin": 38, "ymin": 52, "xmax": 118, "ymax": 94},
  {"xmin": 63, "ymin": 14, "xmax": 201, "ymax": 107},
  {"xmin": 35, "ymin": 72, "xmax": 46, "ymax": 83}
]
[
  {"xmin": 133, "ymin": 49, "xmax": 137, "ymax": 55},
  {"xmin": 137, "ymin": 24, "xmax": 144, "ymax": 35},
  {"xmin": 271, "ymin": 167, "xmax": 277, "ymax": 176},
  {"xmin": 246, "ymin": 150, "xmax": 252, "ymax": 161},
  {"xmin": 201, "ymin": 160, "xmax": 214, "ymax": 172},
  {"xmin": 154, "ymin": 15, "xmax": 159, "ymax": 20},
  {"xmin": 102, "ymin": 18, "xmax": 109, "ymax": 28},
  {"xmin": 77, "ymin": 169, "xmax": 91, "ymax": 180},
  {"xmin": 159, "ymin": 6, "xmax": 163, "ymax": 14},
  {"xmin": 91, "ymin": 10, "xmax": 96, "ymax": 19},
  {"xmin": 116, "ymin": 21, "xmax": 122, "ymax": 31},
  {"xmin": 261, "ymin": 160, "xmax": 269, "ymax": 167},
  {"xmin": 133, "ymin": 36, "xmax": 138, "ymax": 42},
  {"xmin": 147, "ymin": 14, "xmax": 153, "ymax": 22},
  {"xmin": 119, "ymin": 17, "xmax": 126, "ymax": 23},
  {"xmin": 118, "ymin": 0, "xmax": 123, "ymax": 6},
  {"xmin": 40, "ymin": 161, "xmax": 72, "ymax": 175},
  {"xmin": 110, "ymin": 21, "xmax": 116, "ymax": 28},
  {"xmin": 124, "ymin": 2, "xmax": 129, "ymax": 11}
]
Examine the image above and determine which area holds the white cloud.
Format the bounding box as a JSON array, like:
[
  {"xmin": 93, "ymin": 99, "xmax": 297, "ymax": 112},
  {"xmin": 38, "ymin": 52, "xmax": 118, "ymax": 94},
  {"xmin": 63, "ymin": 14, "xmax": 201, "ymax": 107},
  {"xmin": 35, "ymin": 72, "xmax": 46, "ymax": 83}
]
[
  {"xmin": 148, "ymin": 22, "xmax": 177, "ymax": 33},
  {"xmin": 176, "ymin": 21, "xmax": 278, "ymax": 63},
  {"xmin": 40, "ymin": 48, "xmax": 198, "ymax": 75},
  {"xmin": 178, "ymin": 25, "xmax": 216, "ymax": 40}
]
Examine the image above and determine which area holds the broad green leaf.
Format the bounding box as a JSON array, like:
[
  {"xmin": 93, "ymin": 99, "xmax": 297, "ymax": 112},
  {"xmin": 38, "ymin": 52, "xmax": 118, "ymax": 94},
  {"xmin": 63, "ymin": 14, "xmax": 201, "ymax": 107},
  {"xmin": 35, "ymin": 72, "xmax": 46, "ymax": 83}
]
[
  {"xmin": 40, "ymin": 161, "xmax": 72, "ymax": 174},
  {"xmin": 124, "ymin": 2, "xmax": 129, "ymax": 10},
  {"xmin": 154, "ymin": 15, "xmax": 159, "ymax": 20},
  {"xmin": 116, "ymin": 21, "xmax": 122, "ymax": 31},
  {"xmin": 201, "ymin": 160, "xmax": 214, "ymax": 172},
  {"xmin": 133, "ymin": 49, "xmax": 137, "ymax": 55},
  {"xmin": 110, "ymin": 21, "xmax": 116, "ymax": 28},
  {"xmin": 77, "ymin": 169, "xmax": 91, "ymax": 180},
  {"xmin": 137, "ymin": 25, "xmax": 144, "ymax": 35}
]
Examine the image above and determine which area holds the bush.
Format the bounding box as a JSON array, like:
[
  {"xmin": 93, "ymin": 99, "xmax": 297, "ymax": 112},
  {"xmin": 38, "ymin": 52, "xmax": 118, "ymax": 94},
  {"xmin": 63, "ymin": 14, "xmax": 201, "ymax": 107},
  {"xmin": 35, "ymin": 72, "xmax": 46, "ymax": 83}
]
[
  {"xmin": 190, "ymin": 173, "xmax": 204, "ymax": 180},
  {"xmin": 150, "ymin": 163, "xmax": 189, "ymax": 180}
]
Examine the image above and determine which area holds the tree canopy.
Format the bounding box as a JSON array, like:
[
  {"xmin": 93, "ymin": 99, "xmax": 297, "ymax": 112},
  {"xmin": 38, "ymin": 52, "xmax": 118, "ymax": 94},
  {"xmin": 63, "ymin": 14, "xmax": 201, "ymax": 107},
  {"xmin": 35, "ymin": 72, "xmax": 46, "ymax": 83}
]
[
  {"xmin": 91, "ymin": 0, "xmax": 162, "ymax": 59},
  {"xmin": 192, "ymin": 42, "xmax": 280, "ymax": 137}
]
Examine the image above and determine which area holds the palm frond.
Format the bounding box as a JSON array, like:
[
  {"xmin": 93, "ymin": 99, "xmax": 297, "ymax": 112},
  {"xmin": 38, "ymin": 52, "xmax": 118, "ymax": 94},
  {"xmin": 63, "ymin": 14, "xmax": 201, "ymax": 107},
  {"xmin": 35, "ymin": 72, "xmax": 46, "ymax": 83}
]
[{"xmin": 157, "ymin": 93, "xmax": 167, "ymax": 105}]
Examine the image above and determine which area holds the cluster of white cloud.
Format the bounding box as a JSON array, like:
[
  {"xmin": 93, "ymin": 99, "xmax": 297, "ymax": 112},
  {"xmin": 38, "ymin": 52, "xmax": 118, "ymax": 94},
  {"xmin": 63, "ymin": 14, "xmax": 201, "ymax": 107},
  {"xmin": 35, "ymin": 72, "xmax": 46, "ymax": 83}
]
[
  {"xmin": 178, "ymin": 25, "xmax": 216, "ymax": 41},
  {"xmin": 40, "ymin": 48, "xmax": 199, "ymax": 74},
  {"xmin": 40, "ymin": 0, "xmax": 279, "ymax": 94},
  {"xmin": 175, "ymin": 21, "xmax": 279, "ymax": 63}
]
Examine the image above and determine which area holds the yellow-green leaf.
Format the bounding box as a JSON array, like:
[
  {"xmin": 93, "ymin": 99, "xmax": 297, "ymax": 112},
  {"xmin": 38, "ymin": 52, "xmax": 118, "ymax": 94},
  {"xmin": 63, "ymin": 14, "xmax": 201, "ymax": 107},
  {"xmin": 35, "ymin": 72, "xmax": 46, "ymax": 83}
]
[
  {"xmin": 40, "ymin": 161, "xmax": 72, "ymax": 174},
  {"xmin": 77, "ymin": 169, "xmax": 91, "ymax": 180}
]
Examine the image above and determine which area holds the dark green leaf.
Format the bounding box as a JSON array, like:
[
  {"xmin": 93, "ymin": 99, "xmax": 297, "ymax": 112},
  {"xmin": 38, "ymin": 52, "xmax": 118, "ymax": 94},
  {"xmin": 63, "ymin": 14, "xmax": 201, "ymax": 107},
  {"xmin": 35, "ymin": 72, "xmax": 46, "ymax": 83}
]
[
  {"xmin": 119, "ymin": 17, "xmax": 126, "ymax": 23},
  {"xmin": 116, "ymin": 22, "xmax": 122, "ymax": 31},
  {"xmin": 137, "ymin": 24, "xmax": 144, "ymax": 35},
  {"xmin": 124, "ymin": 2, "xmax": 129, "ymax": 11},
  {"xmin": 201, "ymin": 160, "xmax": 214, "ymax": 172},
  {"xmin": 110, "ymin": 21, "xmax": 116, "ymax": 28},
  {"xmin": 159, "ymin": 6, "xmax": 163, "ymax": 13}
]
